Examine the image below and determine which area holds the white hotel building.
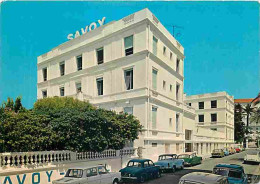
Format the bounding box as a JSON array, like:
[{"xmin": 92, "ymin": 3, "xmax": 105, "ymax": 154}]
[{"xmin": 37, "ymin": 8, "xmax": 234, "ymax": 159}]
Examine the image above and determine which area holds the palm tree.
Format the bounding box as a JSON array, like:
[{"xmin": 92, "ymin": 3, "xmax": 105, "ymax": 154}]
[{"xmin": 243, "ymin": 104, "xmax": 255, "ymax": 128}]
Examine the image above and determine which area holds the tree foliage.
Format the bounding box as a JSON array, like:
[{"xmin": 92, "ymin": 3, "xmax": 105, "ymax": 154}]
[
  {"xmin": 0, "ymin": 97, "xmax": 142, "ymax": 153},
  {"xmin": 234, "ymin": 103, "xmax": 246, "ymax": 143}
]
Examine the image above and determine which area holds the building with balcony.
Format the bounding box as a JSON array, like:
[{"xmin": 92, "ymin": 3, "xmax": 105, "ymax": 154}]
[
  {"xmin": 37, "ymin": 8, "xmax": 235, "ymax": 160},
  {"xmin": 37, "ymin": 8, "xmax": 186, "ymax": 160}
]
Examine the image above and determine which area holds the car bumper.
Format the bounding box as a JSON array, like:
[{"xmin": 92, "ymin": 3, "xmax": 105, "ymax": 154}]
[
  {"xmin": 121, "ymin": 176, "xmax": 138, "ymax": 183},
  {"xmin": 212, "ymin": 154, "xmax": 222, "ymax": 157},
  {"xmin": 184, "ymin": 162, "xmax": 191, "ymax": 166}
]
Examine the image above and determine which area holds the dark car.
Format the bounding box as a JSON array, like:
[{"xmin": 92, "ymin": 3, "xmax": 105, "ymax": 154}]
[
  {"xmin": 213, "ymin": 164, "xmax": 248, "ymax": 184},
  {"xmin": 119, "ymin": 159, "xmax": 161, "ymax": 183}
]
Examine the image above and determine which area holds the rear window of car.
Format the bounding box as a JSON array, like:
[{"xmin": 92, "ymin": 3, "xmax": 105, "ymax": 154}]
[
  {"xmin": 65, "ymin": 169, "xmax": 83, "ymax": 178},
  {"xmin": 127, "ymin": 161, "xmax": 142, "ymax": 167},
  {"xmin": 159, "ymin": 155, "xmax": 175, "ymax": 160},
  {"xmin": 213, "ymin": 168, "xmax": 242, "ymax": 179},
  {"xmin": 178, "ymin": 154, "xmax": 190, "ymax": 159}
]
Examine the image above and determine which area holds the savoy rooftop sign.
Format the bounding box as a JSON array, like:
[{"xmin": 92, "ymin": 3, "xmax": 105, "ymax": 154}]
[{"xmin": 67, "ymin": 17, "xmax": 106, "ymax": 40}]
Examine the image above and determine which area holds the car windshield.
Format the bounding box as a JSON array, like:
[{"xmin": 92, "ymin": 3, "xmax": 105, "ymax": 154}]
[
  {"xmin": 213, "ymin": 149, "xmax": 222, "ymax": 153},
  {"xmin": 178, "ymin": 154, "xmax": 190, "ymax": 158},
  {"xmin": 65, "ymin": 169, "xmax": 83, "ymax": 178},
  {"xmin": 127, "ymin": 161, "xmax": 142, "ymax": 167},
  {"xmin": 86, "ymin": 167, "xmax": 98, "ymax": 177},
  {"xmin": 213, "ymin": 168, "xmax": 242, "ymax": 179},
  {"xmin": 159, "ymin": 155, "xmax": 175, "ymax": 160}
]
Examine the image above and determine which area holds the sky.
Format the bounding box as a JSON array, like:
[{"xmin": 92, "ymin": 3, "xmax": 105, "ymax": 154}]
[{"xmin": 0, "ymin": 1, "xmax": 259, "ymax": 108}]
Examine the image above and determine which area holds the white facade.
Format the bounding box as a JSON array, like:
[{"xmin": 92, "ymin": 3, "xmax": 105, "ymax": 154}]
[
  {"xmin": 183, "ymin": 92, "xmax": 235, "ymax": 156},
  {"xmin": 37, "ymin": 8, "xmax": 234, "ymax": 160}
]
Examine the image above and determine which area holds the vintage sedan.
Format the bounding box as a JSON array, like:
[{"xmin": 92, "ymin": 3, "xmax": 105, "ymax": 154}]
[
  {"xmin": 213, "ymin": 164, "xmax": 248, "ymax": 184},
  {"xmin": 244, "ymin": 150, "xmax": 260, "ymax": 164},
  {"xmin": 223, "ymin": 148, "xmax": 229, "ymax": 156},
  {"xmin": 120, "ymin": 159, "xmax": 161, "ymax": 183},
  {"xmin": 229, "ymin": 147, "xmax": 236, "ymax": 155},
  {"xmin": 52, "ymin": 165, "xmax": 121, "ymax": 184},
  {"xmin": 178, "ymin": 172, "xmax": 229, "ymax": 184},
  {"xmin": 177, "ymin": 152, "xmax": 202, "ymax": 166},
  {"xmin": 212, "ymin": 149, "xmax": 225, "ymax": 158},
  {"xmin": 154, "ymin": 154, "xmax": 184, "ymax": 172}
]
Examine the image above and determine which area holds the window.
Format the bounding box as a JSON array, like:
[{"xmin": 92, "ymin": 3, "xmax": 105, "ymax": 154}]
[
  {"xmin": 211, "ymin": 128, "xmax": 217, "ymax": 131},
  {"xmin": 188, "ymin": 103, "xmax": 191, "ymax": 106},
  {"xmin": 163, "ymin": 80, "xmax": 166, "ymax": 90},
  {"xmin": 152, "ymin": 143, "xmax": 157, "ymax": 147},
  {"xmin": 124, "ymin": 107, "xmax": 133, "ymax": 115},
  {"xmin": 124, "ymin": 69, "xmax": 133, "ymax": 90},
  {"xmin": 76, "ymin": 82, "xmax": 82, "ymax": 93},
  {"xmin": 199, "ymin": 102, "xmax": 204, "ymax": 109},
  {"xmin": 211, "ymin": 113, "xmax": 217, "ymax": 122},
  {"xmin": 176, "ymin": 84, "xmax": 180, "ymax": 101},
  {"xmin": 96, "ymin": 77, "xmax": 103, "ymax": 96},
  {"xmin": 96, "ymin": 47, "xmax": 104, "ymax": 64},
  {"xmin": 60, "ymin": 61, "xmax": 65, "ymax": 76},
  {"xmin": 86, "ymin": 168, "xmax": 98, "ymax": 177},
  {"xmin": 152, "ymin": 69, "xmax": 158, "ymax": 90},
  {"xmin": 169, "ymin": 118, "xmax": 172, "ymax": 126},
  {"xmin": 211, "ymin": 100, "xmax": 217, "ymax": 108},
  {"xmin": 98, "ymin": 166, "xmax": 108, "ymax": 175},
  {"xmin": 170, "ymin": 84, "xmax": 172, "ymax": 92},
  {"xmin": 176, "ymin": 114, "xmax": 179, "ymax": 132},
  {"xmin": 170, "ymin": 52, "xmax": 173, "ymax": 60},
  {"xmin": 42, "ymin": 90, "xmax": 47, "ymax": 98},
  {"xmin": 153, "ymin": 36, "xmax": 158, "ymax": 56},
  {"xmin": 124, "ymin": 35, "xmax": 133, "ymax": 56},
  {"xmin": 152, "ymin": 106, "xmax": 157, "ymax": 129},
  {"xmin": 199, "ymin": 115, "xmax": 204, "ymax": 122},
  {"xmin": 77, "ymin": 55, "xmax": 82, "ymax": 71},
  {"xmin": 163, "ymin": 46, "xmax": 166, "ymax": 55},
  {"xmin": 60, "ymin": 87, "xmax": 65, "ymax": 97},
  {"xmin": 42, "ymin": 68, "xmax": 47, "ymax": 81},
  {"xmin": 176, "ymin": 58, "xmax": 180, "ymax": 73}
]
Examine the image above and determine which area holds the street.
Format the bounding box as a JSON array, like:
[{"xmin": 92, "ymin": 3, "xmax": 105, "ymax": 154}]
[{"xmin": 146, "ymin": 149, "xmax": 260, "ymax": 184}]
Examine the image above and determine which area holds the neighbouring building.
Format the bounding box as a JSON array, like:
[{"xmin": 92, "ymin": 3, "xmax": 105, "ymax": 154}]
[
  {"xmin": 235, "ymin": 98, "xmax": 260, "ymax": 148},
  {"xmin": 37, "ymin": 8, "xmax": 234, "ymax": 160},
  {"xmin": 184, "ymin": 92, "xmax": 235, "ymax": 155}
]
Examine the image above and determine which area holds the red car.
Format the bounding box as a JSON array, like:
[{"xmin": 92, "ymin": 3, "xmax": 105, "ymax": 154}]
[{"xmin": 235, "ymin": 148, "xmax": 241, "ymax": 153}]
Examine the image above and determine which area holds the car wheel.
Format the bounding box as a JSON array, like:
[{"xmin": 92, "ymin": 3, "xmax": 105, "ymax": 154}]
[
  {"xmin": 113, "ymin": 179, "xmax": 119, "ymax": 184},
  {"xmin": 180, "ymin": 163, "xmax": 184, "ymax": 170},
  {"xmin": 172, "ymin": 166, "xmax": 176, "ymax": 173},
  {"xmin": 156, "ymin": 171, "xmax": 161, "ymax": 178},
  {"xmin": 139, "ymin": 174, "xmax": 146, "ymax": 183}
]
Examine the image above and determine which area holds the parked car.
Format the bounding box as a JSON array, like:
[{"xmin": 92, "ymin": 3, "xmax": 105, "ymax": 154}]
[
  {"xmin": 178, "ymin": 172, "xmax": 229, "ymax": 184},
  {"xmin": 154, "ymin": 154, "xmax": 184, "ymax": 172},
  {"xmin": 213, "ymin": 164, "xmax": 248, "ymax": 184},
  {"xmin": 229, "ymin": 148, "xmax": 236, "ymax": 155},
  {"xmin": 177, "ymin": 152, "xmax": 202, "ymax": 166},
  {"xmin": 235, "ymin": 148, "xmax": 241, "ymax": 153},
  {"xmin": 52, "ymin": 165, "xmax": 121, "ymax": 184},
  {"xmin": 223, "ymin": 148, "xmax": 230, "ymax": 156},
  {"xmin": 212, "ymin": 149, "xmax": 225, "ymax": 158},
  {"xmin": 120, "ymin": 159, "xmax": 161, "ymax": 183},
  {"xmin": 244, "ymin": 151, "xmax": 260, "ymax": 164}
]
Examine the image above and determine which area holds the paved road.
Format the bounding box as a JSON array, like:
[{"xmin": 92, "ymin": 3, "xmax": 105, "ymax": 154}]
[{"xmin": 146, "ymin": 149, "xmax": 260, "ymax": 184}]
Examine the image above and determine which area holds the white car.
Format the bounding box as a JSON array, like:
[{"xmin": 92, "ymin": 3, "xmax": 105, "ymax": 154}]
[
  {"xmin": 178, "ymin": 172, "xmax": 229, "ymax": 184},
  {"xmin": 244, "ymin": 151, "xmax": 260, "ymax": 164},
  {"xmin": 52, "ymin": 165, "xmax": 121, "ymax": 184}
]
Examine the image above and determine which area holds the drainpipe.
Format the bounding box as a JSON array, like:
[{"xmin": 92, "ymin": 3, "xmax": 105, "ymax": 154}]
[{"xmin": 147, "ymin": 22, "xmax": 150, "ymax": 140}]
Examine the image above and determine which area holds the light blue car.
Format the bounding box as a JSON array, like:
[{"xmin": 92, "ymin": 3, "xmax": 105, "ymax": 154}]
[
  {"xmin": 154, "ymin": 154, "xmax": 184, "ymax": 173},
  {"xmin": 224, "ymin": 148, "xmax": 229, "ymax": 156}
]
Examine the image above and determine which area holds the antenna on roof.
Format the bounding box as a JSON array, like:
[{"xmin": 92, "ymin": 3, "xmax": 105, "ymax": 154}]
[{"xmin": 165, "ymin": 25, "xmax": 184, "ymax": 38}]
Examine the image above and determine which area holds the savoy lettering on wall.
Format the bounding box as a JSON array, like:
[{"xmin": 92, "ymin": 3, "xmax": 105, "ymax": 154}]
[{"xmin": 67, "ymin": 17, "xmax": 106, "ymax": 40}]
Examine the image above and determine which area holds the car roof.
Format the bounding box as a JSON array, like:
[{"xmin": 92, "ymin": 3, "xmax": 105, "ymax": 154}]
[
  {"xmin": 180, "ymin": 172, "xmax": 226, "ymax": 183},
  {"xmin": 159, "ymin": 154, "xmax": 177, "ymax": 156},
  {"xmin": 68, "ymin": 165, "xmax": 104, "ymax": 170},
  {"xmin": 179, "ymin": 152, "xmax": 195, "ymax": 155},
  {"xmin": 215, "ymin": 164, "xmax": 243, "ymax": 170},
  {"xmin": 129, "ymin": 159, "xmax": 151, "ymax": 162}
]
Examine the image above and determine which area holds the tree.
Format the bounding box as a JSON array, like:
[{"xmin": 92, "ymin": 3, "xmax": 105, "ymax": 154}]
[
  {"xmin": 234, "ymin": 103, "xmax": 246, "ymax": 143},
  {"xmin": 14, "ymin": 96, "xmax": 23, "ymax": 113},
  {"xmin": 2, "ymin": 97, "xmax": 14, "ymax": 111}
]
